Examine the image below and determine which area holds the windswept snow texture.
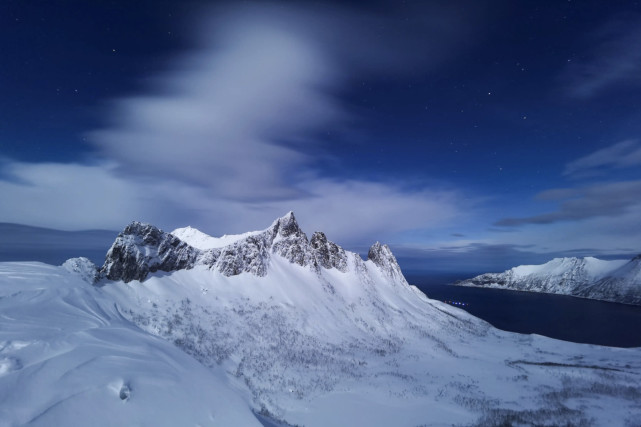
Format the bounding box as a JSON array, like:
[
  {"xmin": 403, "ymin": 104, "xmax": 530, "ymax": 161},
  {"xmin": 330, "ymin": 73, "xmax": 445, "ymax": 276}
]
[
  {"xmin": 0, "ymin": 262, "xmax": 260, "ymax": 426},
  {"xmin": 457, "ymin": 256, "xmax": 641, "ymax": 305},
  {"xmin": 2, "ymin": 213, "xmax": 641, "ymax": 426}
]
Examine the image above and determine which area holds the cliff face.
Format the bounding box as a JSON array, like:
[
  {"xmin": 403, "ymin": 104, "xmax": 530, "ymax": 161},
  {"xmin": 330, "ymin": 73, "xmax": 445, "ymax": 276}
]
[{"xmin": 100, "ymin": 222, "xmax": 199, "ymax": 282}]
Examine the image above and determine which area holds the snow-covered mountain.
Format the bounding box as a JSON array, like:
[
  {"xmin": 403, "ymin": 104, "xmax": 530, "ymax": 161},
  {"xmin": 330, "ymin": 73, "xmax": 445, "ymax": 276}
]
[
  {"xmin": 2, "ymin": 212, "xmax": 641, "ymax": 426},
  {"xmin": 455, "ymin": 255, "xmax": 641, "ymax": 305},
  {"xmin": 100, "ymin": 212, "xmax": 401, "ymax": 285}
]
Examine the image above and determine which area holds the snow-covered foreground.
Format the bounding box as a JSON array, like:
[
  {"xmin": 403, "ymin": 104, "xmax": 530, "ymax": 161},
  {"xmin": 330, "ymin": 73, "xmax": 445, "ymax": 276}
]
[
  {"xmin": 0, "ymin": 262, "xmax": 260, "ymax": 426},
  {"xmin": 1, "ymin": 214, "xmax": 641, "ymax": 426}
]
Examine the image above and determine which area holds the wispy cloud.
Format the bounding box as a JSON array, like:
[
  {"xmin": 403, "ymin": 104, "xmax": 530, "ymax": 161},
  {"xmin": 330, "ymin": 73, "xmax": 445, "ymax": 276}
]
[
  {"xmin": 564, "ymin": 14, "xmax": 641, "ymax": 99},
  {"xmin": 563, "ymin": 139, "xmax": 641, "ymax": 177},
  {"xmin": 89, "ymin": 2, "xmax": 472, "ymax": 201},
  {"xmin": 91, "ymin": 6, "xmax": 342, "ymax": 201},
  {"xmin": 0, "ymin": 161, "xmax": 144, "ymax": 230},
  {"xmin": 482, "ymin": 140, "xmax": 641, "ymax": 260},
  {"xmin": 496, "ymin": 180, "xmax": 641, "ymax": 226}
]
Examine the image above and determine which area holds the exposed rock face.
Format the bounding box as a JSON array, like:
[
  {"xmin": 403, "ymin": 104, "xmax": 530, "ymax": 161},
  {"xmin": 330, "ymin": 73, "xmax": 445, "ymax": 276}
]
[
  {"xmin": 456, "ymin": 256, "xmax": 641, "ymax": 305},
  {"xmin": 100, "ymin": 222, "xmax": 199, "ymax": 282},
  {"xmin": 310, "ymin": 232, "xmax": 348, "ymax": 272},
  {"xmin": 270, "ymin": 212, "xmax": 314, "ymax": 267},
  {"xmin": 367, "ymin": 242, "xmax": 406, "ymax": 283},
  {"xmin": 213, "ymin": 235, "xmax": 270, "ymax": 277},
  {"xmin": 98, "ymin": 212, "xmax": 406, "ymax": 285}
]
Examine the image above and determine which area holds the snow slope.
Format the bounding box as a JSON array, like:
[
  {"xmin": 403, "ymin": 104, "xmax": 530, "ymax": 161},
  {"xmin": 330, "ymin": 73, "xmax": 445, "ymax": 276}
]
[
  {"xmin": 0, "ymin": 261, "xmax": 260, "ymax": 426},
  {"xmin": 457, "ymin": 256, "xmax": 641, "ymax": 305},
  {"xmin": 2, "ymin": 213, "xmax": 641, "ymax": 426}
]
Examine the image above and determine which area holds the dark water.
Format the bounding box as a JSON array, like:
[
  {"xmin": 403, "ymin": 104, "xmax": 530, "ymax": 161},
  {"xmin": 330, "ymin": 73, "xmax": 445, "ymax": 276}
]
[{"xmin": 408, "ymin": 275, "xmax": 641, "ymax": 348}]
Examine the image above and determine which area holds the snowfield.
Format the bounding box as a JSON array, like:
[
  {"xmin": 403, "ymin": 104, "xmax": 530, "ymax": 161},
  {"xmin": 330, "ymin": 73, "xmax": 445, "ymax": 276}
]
[{"xmin": 1, "ymin": 213, "xmax": 641, "ymax": 426}]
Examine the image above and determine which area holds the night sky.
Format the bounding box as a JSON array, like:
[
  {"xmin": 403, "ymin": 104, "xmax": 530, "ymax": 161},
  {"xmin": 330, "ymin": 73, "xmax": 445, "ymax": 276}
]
[{"xmin": 2, "ymin": 1, "xmax": 641, "ymax": 273}]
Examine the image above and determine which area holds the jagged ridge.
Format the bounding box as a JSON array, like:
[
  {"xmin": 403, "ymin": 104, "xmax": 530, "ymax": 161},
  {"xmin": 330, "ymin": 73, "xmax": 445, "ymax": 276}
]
[{"xmin": 98, "ymin": 212, "xmax": 405, "ymax": 284}]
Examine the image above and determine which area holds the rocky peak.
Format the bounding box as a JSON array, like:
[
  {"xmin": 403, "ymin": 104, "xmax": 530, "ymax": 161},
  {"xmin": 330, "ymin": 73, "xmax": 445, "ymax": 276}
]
[
  {"xmin": 273, "ymin": 211, "xmax": 303, "ymax": 238},
  {"xmin": 368, "ymin": 242, "xmax": 404, "ymax": 281},
  {"xmin": 269, "ymin": 212, "xmax": 313, "ymax": 267},
  {"xmin": 122, "ymin": 221, "xmax": 163, "ymax": 245},
  {"xmin": 367, "ymin": 242, "xmax": 390, "ymax": 265},
  {"xmin": 310, "ymin": 231, "xmax": 348, "ymax": 272}
]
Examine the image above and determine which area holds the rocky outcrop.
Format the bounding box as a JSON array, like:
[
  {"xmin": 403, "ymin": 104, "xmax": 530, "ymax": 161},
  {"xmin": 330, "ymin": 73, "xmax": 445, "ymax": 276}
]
[
  {"xmin": 270, "ymin": 212, "xmax": 315, "ymax": 267},
  {"xmin": 213, "ymin": 235, "xmax": 270, "ymax": 277},
  {"xmin": 310, "ymin": 231, "xmax": 348, "ymax": 272},
  {"xmin": 99, "ymin": 222, "xmax": 199, "ymax": 282},
  {"xmin": 367, "ymin": 241, "xmax": 406, "ymax": 283}
]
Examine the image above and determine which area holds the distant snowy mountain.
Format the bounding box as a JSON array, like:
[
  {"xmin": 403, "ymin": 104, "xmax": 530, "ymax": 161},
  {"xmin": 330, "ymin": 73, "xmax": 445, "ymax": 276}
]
[
  {"xmin": 2, "ymin": 213, "xmax": 641, "ymax": 426},
  {"xmin": 456, "ymin": 256, "xmax": 641, "ymax": 305}
]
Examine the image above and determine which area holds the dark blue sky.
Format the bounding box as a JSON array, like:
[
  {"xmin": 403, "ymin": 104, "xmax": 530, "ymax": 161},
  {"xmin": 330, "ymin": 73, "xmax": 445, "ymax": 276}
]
[{"xmin": 2, "ymin": 0, "xmax": 641, "ymax": 273}]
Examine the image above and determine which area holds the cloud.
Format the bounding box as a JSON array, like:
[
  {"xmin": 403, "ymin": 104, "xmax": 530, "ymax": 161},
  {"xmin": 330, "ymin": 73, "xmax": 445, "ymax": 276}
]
[
  {"xmin": 279, "ymin": 179, "xmax": 468, "ymax": 244},
  {"xmin": 495, "ymin": 180, "xmax": 641, "ymax": 227},
  {"xmin": 89, "ymin": 2, "xmax": 472, "ymax": 201},
  {"xmin": 492, "ymin": 207, "xmax": 641, "ymax": 261},
  {"xmin": 498, "ymin": 141, "xmax": 641, "ymax": 227},
  {"xmin": 564, "ymin": 14, "xmax": 641, "ymax": 99},
  {"xmin": 90, "ymin": 9, "xmax": 340, "ymax": 201},
  {"xmin": 563, "ymin": 140, "xmax": 641, "ymax": 177},
  {"xmin": 486, "ymin": 140, "xmax": 641, "ymax": 258},
  {"xmin": 0, "ymin": 161, "xmax": 144, "ymax": 230}
]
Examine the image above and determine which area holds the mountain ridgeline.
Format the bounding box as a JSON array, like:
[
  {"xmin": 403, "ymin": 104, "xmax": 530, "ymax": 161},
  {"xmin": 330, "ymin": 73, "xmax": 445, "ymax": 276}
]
[
  {"xmin": 98, "ymin": 212, "xmax": 404, "ymax": 284},
  {"xmin": 455, "ymin": 255, "xmax": 641, "ymax": 305}
]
